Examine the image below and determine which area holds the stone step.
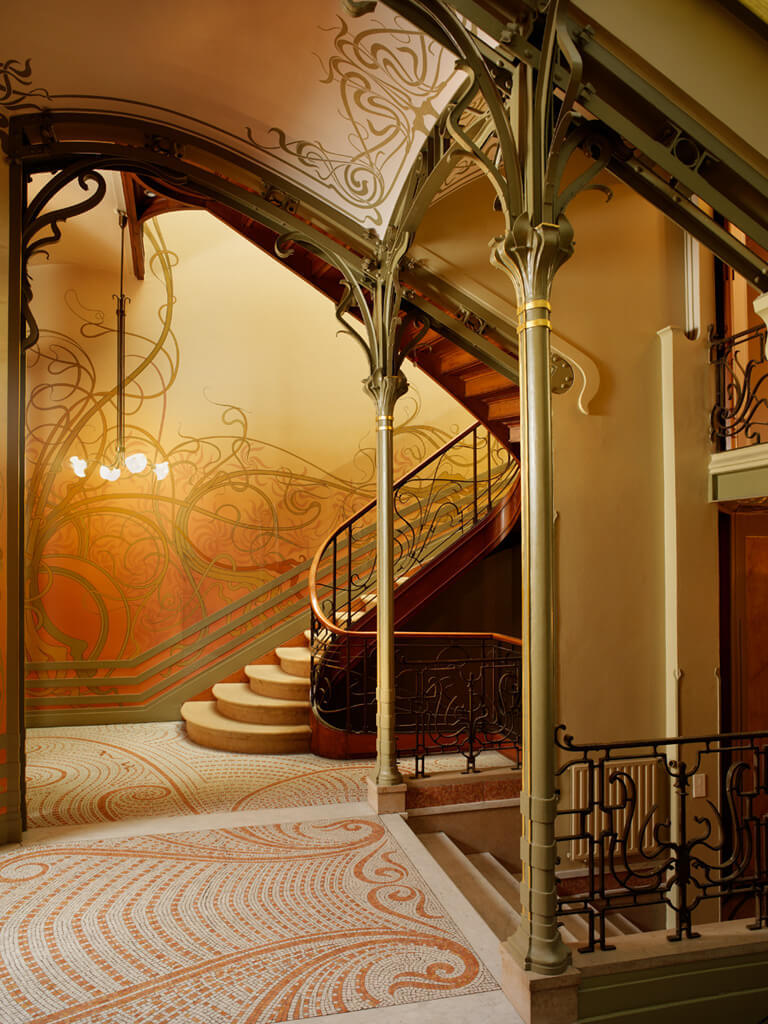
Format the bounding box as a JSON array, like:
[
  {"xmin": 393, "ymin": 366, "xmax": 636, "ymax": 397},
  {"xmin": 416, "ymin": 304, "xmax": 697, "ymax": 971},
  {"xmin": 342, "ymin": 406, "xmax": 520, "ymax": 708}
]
[
  {"xmin": 467, "ymin": 851, "xmax": 579, "ymax": 945},
  {"xmin": 467, "ymin": 853, "xmax": 639, "ymax": 944},
  {"xmin": 246, "ymin": 663, "xmax": 310, "ymax": 701},
  {"xmin": 467, "ymin": 852, "xmax": 522, "ymax": 912},
  {"xmin": 275, "ymin": 646, "xmax": 311, "ymax": 678},
  {"xmin": 212, "ymin": 682, "xmax": 309, "ymax": 725},
  {"xmin": 420, "ymin": 833, "xmax": 520, "ymax": 941},
  {"xmin": 181, "ymin": 701, "xmax": 311, "ymax": 754}
]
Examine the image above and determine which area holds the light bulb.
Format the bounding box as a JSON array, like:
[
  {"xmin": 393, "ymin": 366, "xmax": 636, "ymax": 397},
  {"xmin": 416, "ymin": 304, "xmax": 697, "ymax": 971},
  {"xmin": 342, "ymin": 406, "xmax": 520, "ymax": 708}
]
[
  {"xmin": 99, "ymin": 465, "xmax": 121, "ymax": 482},
  {"xmin": 69, "ymin": 456, "xmax": 87, "ymax": 478},
  {"xmin": 125, "ymin": 452, "xmax": 148, "ymax": 474},
  {"xmin": 153, "ymin": 461, "xmax": 169, "ymax": 481}
]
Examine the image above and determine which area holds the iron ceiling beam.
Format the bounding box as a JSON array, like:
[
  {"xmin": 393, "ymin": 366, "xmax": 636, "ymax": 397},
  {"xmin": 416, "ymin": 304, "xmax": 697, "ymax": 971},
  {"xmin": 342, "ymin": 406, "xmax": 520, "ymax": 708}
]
[{"xmin": 403, "ymin": 1, "xmax": 768, "ymax": 288}]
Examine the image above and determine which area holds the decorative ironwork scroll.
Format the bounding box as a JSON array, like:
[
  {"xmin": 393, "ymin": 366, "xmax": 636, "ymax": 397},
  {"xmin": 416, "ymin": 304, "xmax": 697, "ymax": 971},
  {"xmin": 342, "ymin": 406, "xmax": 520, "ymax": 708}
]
[
  {"xmin": 310, "ymin": 422, "xmax": 516, "ymax": 633},
  {"xmin": 555, "ymin": 726, "xmax": 768, "ymax": 952},
  {"xmin": 309, "ymin": 420, "xmax": 521, "ymax": 773},
  {"xmin": 311, "ymin": 630, "xmax": 522, "ymax": 776},
  {"xmin": 710, "ymin": 324, "xmax": 768, "ymax": 449}
]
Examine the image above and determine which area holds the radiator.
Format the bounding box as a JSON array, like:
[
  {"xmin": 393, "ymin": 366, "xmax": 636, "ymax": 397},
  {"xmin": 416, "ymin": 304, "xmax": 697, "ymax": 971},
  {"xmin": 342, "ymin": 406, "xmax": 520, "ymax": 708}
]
[{"xmin": 569, "ymin": 757, "xmax": 662, "ymax": 862}]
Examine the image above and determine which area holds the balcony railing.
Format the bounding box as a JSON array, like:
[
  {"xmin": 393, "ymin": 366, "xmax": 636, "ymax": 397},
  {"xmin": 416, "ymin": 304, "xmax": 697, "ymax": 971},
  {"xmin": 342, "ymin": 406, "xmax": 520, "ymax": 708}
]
[
  {"xmin": 710, "ymin": 323, "xmax": 768, "ymax": 450},
  {"xmin": 311, "ymin": 631, "xmax": 522, "ymax": 775},
  {"xmin": 555, "ymin": 725, "xmax": 768, "ymax": 952}
]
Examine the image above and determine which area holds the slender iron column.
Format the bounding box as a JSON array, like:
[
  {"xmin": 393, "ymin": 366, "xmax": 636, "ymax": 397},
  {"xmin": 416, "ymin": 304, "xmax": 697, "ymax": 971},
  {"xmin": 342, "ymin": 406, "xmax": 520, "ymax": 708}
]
[
  {"xmin": 511, "ymin": 294, "xmax": 563, "ymax": 973},
  {"xmin": 492, "ymin": 219, "xmax": 572, "ymax": 976},
  {"xmin": 366, "ymin": 369, "xmax": 408, "ymax": 786}
]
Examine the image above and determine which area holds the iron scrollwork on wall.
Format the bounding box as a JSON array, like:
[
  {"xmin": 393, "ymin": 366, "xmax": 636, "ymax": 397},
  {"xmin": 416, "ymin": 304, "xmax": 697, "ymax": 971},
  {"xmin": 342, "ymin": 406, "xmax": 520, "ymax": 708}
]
[
  {"xmin": 710, "ymin": 323, "xmax": 768, "ymax": 448},
  {"xmin": 555, "ymin": 727, "xmax": 768, "ymax": 952}
]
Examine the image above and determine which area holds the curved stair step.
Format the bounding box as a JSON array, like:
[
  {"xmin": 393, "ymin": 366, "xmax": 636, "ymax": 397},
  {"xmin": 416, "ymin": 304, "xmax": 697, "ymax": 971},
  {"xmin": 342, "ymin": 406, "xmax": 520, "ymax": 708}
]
[
  {"xmin": 212, "ymin": 682, "xmax": 309, "ymax": 725},
  {"xmin": 246, "ymin": 663, "xmax": 310, "ymax": 701},
  {"xmin": 181, "ymin": 701, "xmax": 311, "ymax": 754},
  {"xmin": 275, "ymin": 646, "xmax": 311, "ymax": 678}
]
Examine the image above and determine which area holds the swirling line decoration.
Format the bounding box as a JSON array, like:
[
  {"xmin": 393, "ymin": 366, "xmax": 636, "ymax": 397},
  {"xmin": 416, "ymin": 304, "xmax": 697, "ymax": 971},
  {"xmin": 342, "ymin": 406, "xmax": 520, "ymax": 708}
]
[
  {"xmin": 24, "ymin": 217, "xmax": 457, "ymax": 706},
  {"xmin": 0, "ymin": 58, "xmax": 50, "ymax": 145},
  {"xmin": 245, "ymin": 16, "xmax": 455, "ymax": 226}
]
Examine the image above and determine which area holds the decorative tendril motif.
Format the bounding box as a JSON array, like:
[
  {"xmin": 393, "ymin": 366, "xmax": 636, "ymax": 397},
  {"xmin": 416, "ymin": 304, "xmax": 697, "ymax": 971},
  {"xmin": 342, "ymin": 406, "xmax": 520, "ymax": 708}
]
[
  {"xmin": 24, "ymin": 216, "xmax": 453, "ymax": 711},
  {"xmin": 555, "ymin": 726, "xmax": 768, "ymax": 950},
  {"xmin": 245, "ymin": 16, "xmax": 455, "ymax": 227},
  {"xmin": 710, "ymin": 325, "xmax": 768, "ymax": 448},
  {"xmin": 0, "ymin": 58, "xmax": 50, "ymax": 144}
]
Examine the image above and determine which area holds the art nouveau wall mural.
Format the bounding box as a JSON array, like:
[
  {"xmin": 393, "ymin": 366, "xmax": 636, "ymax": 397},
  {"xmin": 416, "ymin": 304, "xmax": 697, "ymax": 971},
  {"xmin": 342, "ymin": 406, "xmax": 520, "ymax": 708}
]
[{"xmin": 24, "ymin": 203, "xmax": 471, "ymax": 724}]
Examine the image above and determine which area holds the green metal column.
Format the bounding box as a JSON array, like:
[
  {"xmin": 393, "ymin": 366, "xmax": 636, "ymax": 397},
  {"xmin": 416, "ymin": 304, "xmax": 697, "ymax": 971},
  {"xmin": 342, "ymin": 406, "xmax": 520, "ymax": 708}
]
[
  {"xmin": 366, "ymin": 369, "xmax": 407, "ymax": 787},
  {"xmin": 507, "ymin": 291, "xmax": 568, "ymax": 975}
]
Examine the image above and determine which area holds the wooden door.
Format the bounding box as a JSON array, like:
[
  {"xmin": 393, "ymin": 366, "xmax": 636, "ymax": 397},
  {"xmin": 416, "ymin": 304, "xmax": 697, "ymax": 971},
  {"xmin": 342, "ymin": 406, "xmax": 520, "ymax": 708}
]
[{"xmin": 727, "ymin": 512, "xmax": 768, "ymax": 734}]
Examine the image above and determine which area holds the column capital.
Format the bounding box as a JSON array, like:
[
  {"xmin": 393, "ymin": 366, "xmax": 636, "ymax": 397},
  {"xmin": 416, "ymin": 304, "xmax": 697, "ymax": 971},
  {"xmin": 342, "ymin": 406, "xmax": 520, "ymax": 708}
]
[
  {"xmin": 491, "ymin": 213, "xmax": 574, "ymax": 306},
  {"xmin": 363, "ymin": 368, "xmax": 408, "ymax": 416}
]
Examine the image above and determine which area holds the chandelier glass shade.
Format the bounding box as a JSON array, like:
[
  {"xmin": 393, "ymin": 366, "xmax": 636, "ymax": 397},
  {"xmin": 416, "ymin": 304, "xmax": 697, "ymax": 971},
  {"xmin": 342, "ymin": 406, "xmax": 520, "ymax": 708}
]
[{"xmin": 69, "ymin": 209, "xmax": 168, "ymax": 484}]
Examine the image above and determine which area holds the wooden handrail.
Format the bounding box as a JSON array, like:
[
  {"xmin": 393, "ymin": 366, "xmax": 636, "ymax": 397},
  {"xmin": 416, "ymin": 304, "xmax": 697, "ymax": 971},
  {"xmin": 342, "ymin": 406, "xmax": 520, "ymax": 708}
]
[{"xmin": 308, "ymin": 423, "xmax": 519, "ymax": 638}]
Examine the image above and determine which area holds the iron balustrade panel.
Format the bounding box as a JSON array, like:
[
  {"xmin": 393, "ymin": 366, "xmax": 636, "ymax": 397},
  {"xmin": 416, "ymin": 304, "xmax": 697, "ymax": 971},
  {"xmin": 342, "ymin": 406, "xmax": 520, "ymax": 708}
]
[
  {"xmin": 394, "ymin": 637, "xmax": 522, "ymax": 776},
  {"xmin": 309, "ymin": 618, "xmax": 522, "ymax": 773},
  {"xmin": 554, "ymin": 726, "xmax": 768, "ymax": 952},
  {"xmin": 710, "ymin": 324, "xmax": 768, "ymax": 450}
]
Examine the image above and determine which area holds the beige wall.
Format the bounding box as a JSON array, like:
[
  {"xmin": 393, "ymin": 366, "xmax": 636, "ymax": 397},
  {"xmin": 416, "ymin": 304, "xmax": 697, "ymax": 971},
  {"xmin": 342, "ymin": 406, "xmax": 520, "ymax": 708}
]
[
  {"xmin": 416, "ymin": 170, "xmax": 721, "ymax": 745},
  {"xmin": 575, "ymin": 0, "xmax": 768, "ymax": 172}
]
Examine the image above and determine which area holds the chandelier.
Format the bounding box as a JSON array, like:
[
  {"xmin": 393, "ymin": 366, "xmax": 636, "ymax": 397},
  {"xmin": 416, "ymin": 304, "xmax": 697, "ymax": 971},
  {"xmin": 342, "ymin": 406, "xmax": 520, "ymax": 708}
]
[{"xmin": 69, "ymin": 210, "xmax": 168, "ymax": 483}]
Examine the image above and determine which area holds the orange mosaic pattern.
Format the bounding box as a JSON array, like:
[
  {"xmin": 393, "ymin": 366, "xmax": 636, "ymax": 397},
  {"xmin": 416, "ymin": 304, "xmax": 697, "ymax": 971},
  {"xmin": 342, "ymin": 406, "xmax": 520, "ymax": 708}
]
[
  {"xmin": 0, "ymin": 818, "xmax": 495, "ymax": 1022},
  {"xmin": 25, "ymin": 722, "xmax": 372, "ymax": 828},
  {"xmin": 26, "ymin": 723, "xmax": 493, "ymax": 829}
]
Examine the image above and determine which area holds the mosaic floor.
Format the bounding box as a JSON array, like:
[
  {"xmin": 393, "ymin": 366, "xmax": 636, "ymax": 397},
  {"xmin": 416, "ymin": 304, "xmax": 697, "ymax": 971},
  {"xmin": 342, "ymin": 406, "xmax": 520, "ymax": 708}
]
[
  {"xmin": 24, "ymin": 723, "xmax": 370, "ymax": 829},
  {"xmin": 0, "ymin": 816, "xmax": 498, "ymax": 1024},
  {"xmin": 25, "ymin": 723, "xmax": 502, "ymax": 830}
]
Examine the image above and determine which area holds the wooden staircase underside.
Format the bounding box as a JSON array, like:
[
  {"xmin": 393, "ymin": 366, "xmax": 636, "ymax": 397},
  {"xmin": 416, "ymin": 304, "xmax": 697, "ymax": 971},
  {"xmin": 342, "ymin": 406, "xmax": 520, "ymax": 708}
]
[{"xmin": 122, "ymin": 173, "xmax": 522, "ymax": 450}]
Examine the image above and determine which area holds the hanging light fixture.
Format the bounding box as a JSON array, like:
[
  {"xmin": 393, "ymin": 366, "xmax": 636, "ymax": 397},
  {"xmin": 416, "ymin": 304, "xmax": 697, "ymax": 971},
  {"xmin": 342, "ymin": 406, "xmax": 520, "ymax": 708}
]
[{"xmin": 69, "ymin": 210, "xmax": 168, "ymax": 483}]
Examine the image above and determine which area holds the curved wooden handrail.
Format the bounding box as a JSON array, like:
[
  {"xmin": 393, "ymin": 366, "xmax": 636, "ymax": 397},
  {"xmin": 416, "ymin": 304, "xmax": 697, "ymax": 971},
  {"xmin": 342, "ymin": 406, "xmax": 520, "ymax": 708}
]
[{"xmin": 308, "ymin": 421, "xmax": 519, "ymax": 639}]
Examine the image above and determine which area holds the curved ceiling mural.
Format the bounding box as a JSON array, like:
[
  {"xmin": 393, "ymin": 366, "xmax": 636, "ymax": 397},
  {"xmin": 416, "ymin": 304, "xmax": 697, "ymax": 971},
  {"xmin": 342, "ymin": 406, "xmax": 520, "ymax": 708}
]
[{"xmin": 2, "ymin": 0, "xmax": 462, "ymax": 234}]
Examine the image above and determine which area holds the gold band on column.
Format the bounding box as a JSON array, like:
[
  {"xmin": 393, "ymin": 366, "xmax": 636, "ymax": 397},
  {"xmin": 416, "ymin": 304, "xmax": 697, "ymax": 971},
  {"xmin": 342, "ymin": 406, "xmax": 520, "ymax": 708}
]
[{"xmin": 518, "ymin": 318, "xmax": 552, "ymax": 332}]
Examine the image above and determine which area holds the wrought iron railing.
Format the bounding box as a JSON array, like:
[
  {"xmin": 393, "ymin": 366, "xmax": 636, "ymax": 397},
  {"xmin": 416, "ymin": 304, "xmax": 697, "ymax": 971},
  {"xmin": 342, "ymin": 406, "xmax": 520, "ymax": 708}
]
[
  {"xmin": 555, "ymin": 726, "xmax": 768, "ymax": 952},
  {"xmin": 311, "ymin": 422, "xmax": 516, "ymax": 630},
  {"xmin": 308, "ymin": 421, "xmax": 521, "ymax": 772},
  {"xmin": 311, "ymin": 631, "xmax": 522, "ymax": 775},
  {"xmin": 710, "ymin": 323, "xmax": 768, "ymax": 449}
]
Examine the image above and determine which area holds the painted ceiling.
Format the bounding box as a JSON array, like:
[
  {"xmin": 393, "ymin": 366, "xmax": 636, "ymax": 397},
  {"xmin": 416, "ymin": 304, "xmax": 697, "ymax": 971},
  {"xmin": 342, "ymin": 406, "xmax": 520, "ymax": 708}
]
[{"xmin": 2, "ymin": 0, "xmax": 463, "ymax": 234}]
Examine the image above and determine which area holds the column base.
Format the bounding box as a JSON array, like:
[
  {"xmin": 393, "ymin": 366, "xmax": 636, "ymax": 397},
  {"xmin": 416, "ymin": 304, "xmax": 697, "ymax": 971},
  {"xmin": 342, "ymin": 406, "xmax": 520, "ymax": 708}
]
[
  {"xmin": 505, "ymin": 915, "xmax": 572, "ymax": 977},
  {"xmin": 501, "ymin": 940, "xmax": 580, "ymax": 1024},
  {"xmin": 367, "ymin": 775, "xmax": 407, "ymax": 813}
]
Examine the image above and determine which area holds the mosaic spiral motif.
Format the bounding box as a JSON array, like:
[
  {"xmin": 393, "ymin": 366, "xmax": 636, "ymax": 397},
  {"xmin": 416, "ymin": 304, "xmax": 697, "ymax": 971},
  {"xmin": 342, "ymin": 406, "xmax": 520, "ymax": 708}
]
[
  {"xmin": 0, "ymin": 818, "xmax": 495, "ymax": 1023},
  {"xmin": 26, "ymin": 722, "xmax": 488, "ymax": 829},
  {"xmin": 25, "ymin": 722, "xmax": 372, "ymax": 828}
]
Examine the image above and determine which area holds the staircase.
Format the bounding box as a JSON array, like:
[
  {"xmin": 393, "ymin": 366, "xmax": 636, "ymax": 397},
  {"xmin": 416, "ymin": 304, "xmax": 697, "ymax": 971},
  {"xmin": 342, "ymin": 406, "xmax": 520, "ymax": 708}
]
[
  {"xmin": 419, "ymin": 832, "xmax": 641, "ymax": 947},
  {"xmin": 181, "ymin": 639, "xmax": 312, "ymax": 753},
  {"xmin": 182, "ymin": 422, "xmax": 520, "ymax": 756}
]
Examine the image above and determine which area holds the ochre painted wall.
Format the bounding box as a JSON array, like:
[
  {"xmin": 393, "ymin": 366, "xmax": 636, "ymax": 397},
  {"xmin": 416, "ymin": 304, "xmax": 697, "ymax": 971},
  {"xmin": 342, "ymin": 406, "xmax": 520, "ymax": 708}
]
[{"xmin": 24, "ymin": 204, "xmax": 473, "ymax": 720}]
